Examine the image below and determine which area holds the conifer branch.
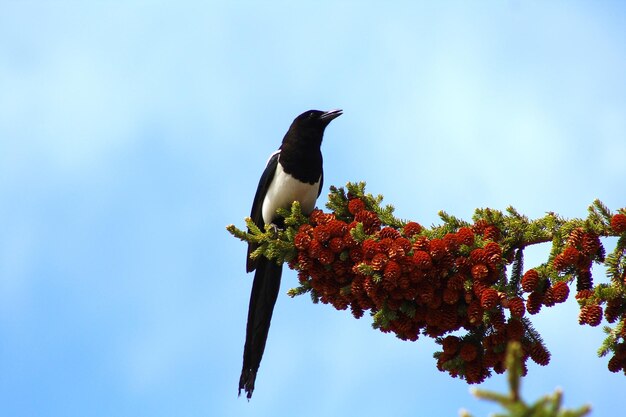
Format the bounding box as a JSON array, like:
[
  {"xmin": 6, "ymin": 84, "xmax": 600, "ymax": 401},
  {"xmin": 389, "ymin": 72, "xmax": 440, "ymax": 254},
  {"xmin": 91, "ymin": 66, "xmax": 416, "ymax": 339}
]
[{"xmin": 227, "ymin": 182, "xmax": 626, "ymax": 382}]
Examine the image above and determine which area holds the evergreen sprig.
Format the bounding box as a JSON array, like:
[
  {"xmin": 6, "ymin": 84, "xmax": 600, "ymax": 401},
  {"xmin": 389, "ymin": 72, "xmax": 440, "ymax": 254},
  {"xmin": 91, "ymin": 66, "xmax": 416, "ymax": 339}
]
[{"xmin": 227, "ymin": 182, "xmax": 626, "ymax": 381}]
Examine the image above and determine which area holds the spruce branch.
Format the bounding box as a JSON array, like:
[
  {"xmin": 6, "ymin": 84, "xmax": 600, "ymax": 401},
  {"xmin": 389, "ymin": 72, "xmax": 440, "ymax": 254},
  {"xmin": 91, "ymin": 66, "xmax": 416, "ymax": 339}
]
[{"xmin": 227, "ymin": 181, "xmax": 626, "ymax": 382}]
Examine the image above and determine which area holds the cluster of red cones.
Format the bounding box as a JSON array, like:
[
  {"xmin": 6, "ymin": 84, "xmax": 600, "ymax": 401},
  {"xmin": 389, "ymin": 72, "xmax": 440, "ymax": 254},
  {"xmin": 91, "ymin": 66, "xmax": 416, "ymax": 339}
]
[
  {"xmin": 282, "ymin": 199, "xmax": 626, "ymax": 380},
  {"xmin": 289, "ymin": 198, "xmax": 554, "ymax": 383}
]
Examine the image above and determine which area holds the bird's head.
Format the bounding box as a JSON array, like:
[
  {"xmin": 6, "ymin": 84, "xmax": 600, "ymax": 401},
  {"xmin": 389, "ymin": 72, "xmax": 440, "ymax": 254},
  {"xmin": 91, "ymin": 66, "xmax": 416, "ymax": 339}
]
[{"xmin": 285, "ymin": 109, "xmax": 343, "ymax": 145}]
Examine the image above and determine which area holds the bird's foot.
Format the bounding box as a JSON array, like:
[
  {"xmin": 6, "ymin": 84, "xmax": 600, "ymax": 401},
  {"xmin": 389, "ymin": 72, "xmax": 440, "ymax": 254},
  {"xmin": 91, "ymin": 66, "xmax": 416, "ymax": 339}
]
[{"xmin": 268, "ymin": 223, "xmax": 282, "ymax": 239}]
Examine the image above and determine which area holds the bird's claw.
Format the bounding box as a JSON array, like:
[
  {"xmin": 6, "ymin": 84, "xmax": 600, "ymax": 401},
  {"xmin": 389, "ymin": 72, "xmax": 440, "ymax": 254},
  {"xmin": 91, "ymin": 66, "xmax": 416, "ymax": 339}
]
[{"xmin": 269, "ymin": 223, "xmax": 282, "ymax": 239}]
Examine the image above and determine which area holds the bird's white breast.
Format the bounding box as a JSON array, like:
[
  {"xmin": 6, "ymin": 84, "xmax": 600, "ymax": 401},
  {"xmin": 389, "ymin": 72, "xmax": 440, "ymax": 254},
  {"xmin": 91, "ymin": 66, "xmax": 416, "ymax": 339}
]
[{"xmin": 262, "ymin": 163, "xmax": 320, "ymax": 225}]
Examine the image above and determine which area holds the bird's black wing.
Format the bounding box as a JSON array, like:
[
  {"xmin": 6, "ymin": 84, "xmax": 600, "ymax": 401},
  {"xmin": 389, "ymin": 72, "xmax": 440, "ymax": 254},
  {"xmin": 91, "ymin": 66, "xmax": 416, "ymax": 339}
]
[{"xmin": 246, "ymin": 150, "xmax": 280, "ymax": 273}]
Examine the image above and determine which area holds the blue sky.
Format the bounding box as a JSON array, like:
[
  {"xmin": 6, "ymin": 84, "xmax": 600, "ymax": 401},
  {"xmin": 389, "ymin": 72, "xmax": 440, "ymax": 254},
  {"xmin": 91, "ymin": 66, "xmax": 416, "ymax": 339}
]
[{"xmin": 1, "ymin": 1, "xmax": 625, "ymax": 416}]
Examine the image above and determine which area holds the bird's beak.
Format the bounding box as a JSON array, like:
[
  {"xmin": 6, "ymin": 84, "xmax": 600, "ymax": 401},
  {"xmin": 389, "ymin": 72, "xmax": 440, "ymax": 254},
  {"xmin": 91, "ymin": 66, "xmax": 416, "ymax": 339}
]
[{"xmin": 320, "ymin": 109, "xmax": 343, "ymax": 122}]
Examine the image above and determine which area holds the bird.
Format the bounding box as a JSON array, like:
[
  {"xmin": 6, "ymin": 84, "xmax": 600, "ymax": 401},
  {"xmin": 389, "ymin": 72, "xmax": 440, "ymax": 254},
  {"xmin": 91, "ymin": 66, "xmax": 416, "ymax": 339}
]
[{"xmin": 239, "ymin": 109, "xmax": 343, "ymax": 399}]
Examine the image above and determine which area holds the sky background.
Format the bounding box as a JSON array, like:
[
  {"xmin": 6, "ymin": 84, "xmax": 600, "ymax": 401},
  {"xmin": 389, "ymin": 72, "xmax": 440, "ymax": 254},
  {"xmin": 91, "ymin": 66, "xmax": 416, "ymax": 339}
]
[{"xmin": 1, "ymin": 1, "xmax": 625, "ymax": 416}]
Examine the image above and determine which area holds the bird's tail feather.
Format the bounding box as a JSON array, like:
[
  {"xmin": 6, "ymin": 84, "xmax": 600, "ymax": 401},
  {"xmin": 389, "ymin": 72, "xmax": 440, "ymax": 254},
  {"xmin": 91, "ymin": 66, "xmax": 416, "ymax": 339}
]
[{"xmin": 239, "ymin": 257, "xmax": 283, "ymax": 399}]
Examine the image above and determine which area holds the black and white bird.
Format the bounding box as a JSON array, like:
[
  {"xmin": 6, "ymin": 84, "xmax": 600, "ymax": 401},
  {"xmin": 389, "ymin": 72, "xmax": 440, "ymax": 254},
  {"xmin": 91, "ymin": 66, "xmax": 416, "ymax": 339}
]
[{"xmin": 239, "ymin": 109, "xmax": 342, "ymax": 399}]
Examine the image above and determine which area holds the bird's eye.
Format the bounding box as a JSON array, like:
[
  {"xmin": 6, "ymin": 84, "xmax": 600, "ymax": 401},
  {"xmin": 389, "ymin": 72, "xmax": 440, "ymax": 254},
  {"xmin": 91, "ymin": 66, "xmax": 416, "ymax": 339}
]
[{"xmin": 308, "ymin": 112, "xmax": 316, "ymax": 119}]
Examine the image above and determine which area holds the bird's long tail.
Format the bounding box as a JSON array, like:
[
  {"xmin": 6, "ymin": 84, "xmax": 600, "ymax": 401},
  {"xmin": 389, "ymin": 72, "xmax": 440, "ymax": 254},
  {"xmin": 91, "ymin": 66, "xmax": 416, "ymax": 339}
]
[{"xmin": 239, "ymin": 257, "xmax": 283, "ymax": 399}]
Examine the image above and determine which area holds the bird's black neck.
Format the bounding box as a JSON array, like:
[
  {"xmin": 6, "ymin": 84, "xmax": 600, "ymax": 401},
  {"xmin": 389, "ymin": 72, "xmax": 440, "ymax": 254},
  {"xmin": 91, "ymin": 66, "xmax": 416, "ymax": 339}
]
[{"xmin": 279, "ymin": 137, "xmax": 323, "ymax": 185}]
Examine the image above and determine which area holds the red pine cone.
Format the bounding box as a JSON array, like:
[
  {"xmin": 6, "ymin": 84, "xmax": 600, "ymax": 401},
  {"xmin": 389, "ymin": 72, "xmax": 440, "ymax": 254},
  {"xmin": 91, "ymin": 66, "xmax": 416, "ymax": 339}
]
[
  {"xmin": 343, "ymin": 223, "xmax": 359, "ymax": 248},
  {"xmin": 551, "ymin": 281, "xmax": 570, "ymax": 303},
  {"xmin": 402, "ymin": 221, "xmax": 423, "ymax": 237},
  {"xmin": 472, "ymin": 283, "xmax": 488, "ymax": 303},
  {"xmin": 575, "ymin": 289, "xmax": 594, "ymax": 300},
  {"xmin": 605, "ymin": 299, "xmax": 623, "ymax": 323},
  {"xmin": 447, "ymin": 273, "xmax": 466, "ymax": 291},
  {"xmin": 467, "ymin": 301, "xmax": 484, "ymax": 325},
  {"xmin": 464, "ymin": 359, "xmax": 488, "ymax": 384},
  {"xmin": 460, "ymin": 343, "xmax": 479, "ymax": 362},
  {"xmin": 328, "ymin": 237, "xmax": 345, "ymax": 253},
  {"xmin": 506, "ymin": 318, "xmax": 525, "ymax": 341},
  {"xmin": 362, "ymin": 239, "xmax": 379, "ymax": 259},
  {"xmin": 395, "ymin": 237, "xmax": 412, "ymax": 253},
  {"xmin": 443, "ymin": 233, "xmax": 460, "ymax": 251},
  {"xmin": 552, "ymin": 254, "xmax": 567, "ymax": 271},
  {"xmin": 397, "ymin": 275, "xmax": 410, "ymax": 290},
  {"xmin": 471, "ymin": 264, "xmax": 489, "ymax": 281},
  {"xmin": 327, "ymin": 219, "xmax": 347, "ymax": 237},
  {"xmin": 313, "ymin": 224, "xmax": 331, "ymax": 243},
  {"xmin": 348, "ymin": 247, "xmax": 363, "ymax": 263},
  {"xmin": 562, "ymin": 246, "xmax": 580, "ymax": 265},
  {"xmin": 441, "ymin": 335, "xmax": 461, "ymax": 354},
  {"xmin": 378, "ymin": 237, "xmax": 393, "ymax": 255},
  {"xmin": 508, "ymin": 297, "xmax": 526, "ymax": 318},
  {"xmin": 379, "ymin": 226, "xmax": 400, "ymax": 240},
  {"xmin": 484, "ymin": 225, "xmax": 500, "ymax": 241},
  {"xmin": 456, "ymin": 227, "xmax": 475, "ymax": 246},
  {"xmin": 581, "ymin": 232, "xmax": 600, "ymax": 257},
  {"xmin": 347, "ymin": 198, "xmax": 366, "ymax": 215},
  {"xmin": 454, "ymin": 256, "xmax": 471, "ymax": 274},
  {"xmin": 350, "ymin": 302, "xmax": 364, "ymax": 319},
  {"xmin": 387, "ymin": 239, "xmax": 408, "ymax": 260},
  {"xmin": 383, "ymin": 260, "xmax": 401, "ymax": 282},
  {"xmin": 576, "ymin": 269, "xmax": 593, "ymax": 291},
  {"xmin": 610, "ymin": 213, "xmax": 626, "ymax": 233},
  {"xmin": 579, "ymin": 304, "xmax": 603, "ymax": 326},
  {"xmin": 370, "ymin": 253, "xmax": 388, "ymax": 271},
  {"xmin": 308, "ymin": 239, "xmax": 323, "ymax": 259},
  {"xmin": 526, "ymin": 292, "xmax": 543, "ymax": 315},
  {"xmin": 470, "ymin": 248, "xmax": 487, "ymax": 264},
  {"xmin": 318, "ymin": 248, "xmax": 334, "ymax": 265},
  {"xmin": 294, "ymin": 231, "xmax": 312, "ymax": 250},
  {"xmin": 412, "ymin": 236, "xmax": 430, "ymax": 251},
  {"xmin": 472, "ymin": 219, "xmax": 489, "ymax": 235},
  {"xmin": 576, "ymin": 255, "xmax": 592, "ymax": 271},
  {"xmin": 483, "ymin": 242, "xmax": 502, "ymax": 266},
  {"xmin": 480, "ymin": 288, "xmax": 500, "ymax": 310},
  {"xmin": 354, "ymin": 210, "xmax": 381, "ymax": 234},
  {"xmin": 567, "ymin": 227, "xmax": 584, "ymax": 248},
  {"xmin": 429, "ymin": 239, "xmax": 447, "ymax": 260},
  {"xmin": 332, "ymin": 260, "xmax": 350, "ymax": 277},
  {"xmin": 521, "ymin": 269, "xmax": 539, "ymax": 292},
  {"xmin": 529, "ymin": 342, "xmax": 551, "ymax": 366},
  {"xmin": 443, "ymin": 287, "xmax": 460, "ymax": 304},
  {"xmin": 298, "ymin": 224, "xmax": 314, "ymax": 235},
  {"xmin": 543, "ymin": 286, "xmax": 556, "ymax": 307},
  {"xmin": 412, "ymin": 250, "xmax": 432, "ymax": 269},
  {"xmin": 489, "ymin": 309, "xmax": 506, "ymax": 331},
  {"xmin": 313, "ymin": 210, "xmax": 336, "ymax": 226},
  {"xmin": 297, "ymin": 251, "xmax": 313, "ymax": 269},
  {"xmin": 608, "ymin": 355, "xmax": 623, "ymax": 373},
  {"xmin": 309, "ymin": 209, "xmax": 325, "ymax": 225},
  {"xmin": 482, "ymin": 350, "xmax": 501, "ymax": 369}
]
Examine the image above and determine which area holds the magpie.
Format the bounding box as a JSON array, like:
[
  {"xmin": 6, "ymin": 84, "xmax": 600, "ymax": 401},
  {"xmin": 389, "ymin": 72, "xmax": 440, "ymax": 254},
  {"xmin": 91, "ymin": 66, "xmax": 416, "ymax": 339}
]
[{"xmin": 239, "ymin": 109, "xmax": 343, "ymax": 399}]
